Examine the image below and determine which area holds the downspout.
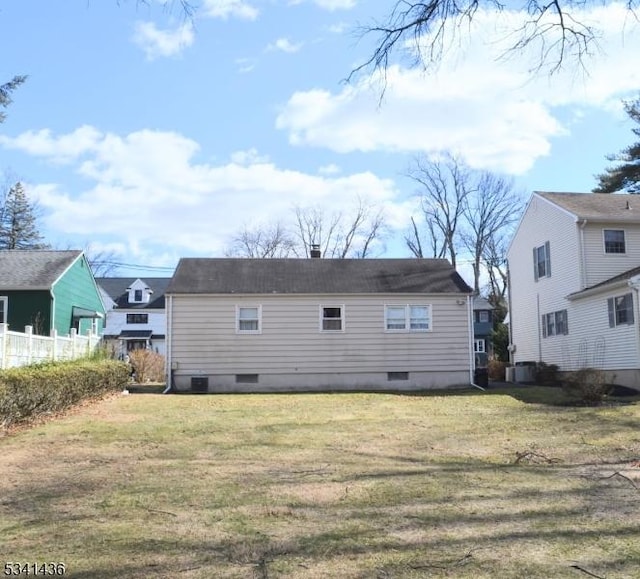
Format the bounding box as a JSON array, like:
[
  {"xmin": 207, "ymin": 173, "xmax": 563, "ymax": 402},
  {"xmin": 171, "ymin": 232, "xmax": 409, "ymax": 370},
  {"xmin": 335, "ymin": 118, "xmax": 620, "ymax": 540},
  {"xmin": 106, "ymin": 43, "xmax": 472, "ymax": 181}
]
[
  {"xmin": 468, "ymin": 294, "xmax": 485, "ymax": 391},
  {"xmin": 163, "ymin": 294, "xmax": 173, "ymax": 394},
  {"xmin": 50, "ymin": 289, "xmax": 55, "ymax": 336},
  {"xmin": 578, "ymin": 219, "xmax": 588, "ymax": 289}
]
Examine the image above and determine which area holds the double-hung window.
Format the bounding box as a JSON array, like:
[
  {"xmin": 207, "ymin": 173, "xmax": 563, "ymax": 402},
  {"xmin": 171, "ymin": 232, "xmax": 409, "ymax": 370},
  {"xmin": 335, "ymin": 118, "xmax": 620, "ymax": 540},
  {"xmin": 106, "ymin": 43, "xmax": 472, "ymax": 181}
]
[
  {"xmin": 320, "ymin": 306, "xmax": 344, "ymax": 331},
  {"xmin": 541, "ymin": 309, "xmax": 568, "ymax": 338},
  {"xmin": 608, "ymin": 293, "xmax": 634, "ymax": 327},
  {"xmin": 237, "ymin": 306, "xmax": 261, "ymax": 333},
  {"xmin": 126, "ymin": 313, "xmax": 148, "ymax": 324},
  {"xmin": 0, "ymin": 296, "xmax": 6, "ymax": 324},
  {"xmin": 385, "ymin": 305, "xmax": 431, "ymax": 332},
  {"xmin": 533, "ymin": 241, "xmax": 551, "ymax": 281},
  {"xmin": 604, "ymin": 229, "xmax": 626, "ymax": 254}
]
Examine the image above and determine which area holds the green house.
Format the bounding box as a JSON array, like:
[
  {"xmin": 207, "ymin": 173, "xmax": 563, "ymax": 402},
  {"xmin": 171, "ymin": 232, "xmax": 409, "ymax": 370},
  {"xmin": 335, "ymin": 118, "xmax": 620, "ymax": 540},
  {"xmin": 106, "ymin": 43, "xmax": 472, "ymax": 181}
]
[{"xmin": 0, "ymin": 250, "xmax": 105, "ymax": 336}]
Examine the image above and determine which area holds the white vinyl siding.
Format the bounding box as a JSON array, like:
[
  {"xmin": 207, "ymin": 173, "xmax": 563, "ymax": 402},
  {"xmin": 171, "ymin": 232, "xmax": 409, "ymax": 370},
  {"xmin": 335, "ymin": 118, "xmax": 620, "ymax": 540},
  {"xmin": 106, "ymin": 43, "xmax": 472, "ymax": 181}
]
[
  {"xmin": 508, "ymin": 194, "xmax": 582, "ymax": 365},
  {"xmin": 583, "ymin": 223, "xmax": 640, "ymax": 286},
  {"xmin": 169, "ymin": 294, "xmax": 468, "ymax": 378}
]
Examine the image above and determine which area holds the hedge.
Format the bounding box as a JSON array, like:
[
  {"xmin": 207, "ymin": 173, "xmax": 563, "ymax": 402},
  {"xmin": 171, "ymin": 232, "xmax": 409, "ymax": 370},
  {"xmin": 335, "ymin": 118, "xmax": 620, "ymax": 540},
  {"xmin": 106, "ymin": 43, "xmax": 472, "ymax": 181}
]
[{"xmin": 0, "ymin": 359, "xmax": 130, "ymax": 428}]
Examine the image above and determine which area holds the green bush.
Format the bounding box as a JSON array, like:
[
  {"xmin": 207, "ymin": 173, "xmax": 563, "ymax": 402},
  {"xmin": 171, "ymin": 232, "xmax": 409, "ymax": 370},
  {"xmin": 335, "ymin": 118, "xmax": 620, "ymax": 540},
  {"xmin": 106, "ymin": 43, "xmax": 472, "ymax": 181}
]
[
  {"xmin": 563, "ymin": 368, "xmax": 612, "ymax": 404},
  {"xmin": 0, "ymin": 359, "xmax": 129, "ymax": 428}
]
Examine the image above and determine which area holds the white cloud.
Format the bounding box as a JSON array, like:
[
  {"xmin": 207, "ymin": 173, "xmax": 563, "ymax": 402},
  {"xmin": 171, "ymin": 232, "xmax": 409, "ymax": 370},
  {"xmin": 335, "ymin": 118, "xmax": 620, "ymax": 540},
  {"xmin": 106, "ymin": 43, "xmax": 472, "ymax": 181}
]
[
  {"xmin": 202, "ymin": 0, "xmax": 259, "ymax": 20},
  {"xmin": 318, "ymin": 163, "xmax": 341, "ymax": 175},
  {"xmin": 235, "ymin": 57, "xmax": 257, "ymax": 73},
  {"xmin": 267, "ymin": 37, "xmax": 303, "ymax": 53},
  {"xmin": 132, "ymin": 21, "xmax": 194, "ymax": 60},
  {"xmin": 276, "ymin": 3, "xmax": 640, "ymax": 174},
  {"xmin": 2, "ymin": 127, "xmax": 403, "ymax": 264},
  {"xmin": 289, "ymin": 0, "xmax": 356, "ymax": 10}
]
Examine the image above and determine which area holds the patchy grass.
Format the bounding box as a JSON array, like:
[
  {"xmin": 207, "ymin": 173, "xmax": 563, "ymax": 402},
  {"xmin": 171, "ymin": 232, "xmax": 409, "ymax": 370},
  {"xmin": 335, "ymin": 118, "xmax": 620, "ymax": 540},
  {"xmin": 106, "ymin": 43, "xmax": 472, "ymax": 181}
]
[{"xmin": 1, "ymin": 388, "xmax": 640, "ymax": 578}]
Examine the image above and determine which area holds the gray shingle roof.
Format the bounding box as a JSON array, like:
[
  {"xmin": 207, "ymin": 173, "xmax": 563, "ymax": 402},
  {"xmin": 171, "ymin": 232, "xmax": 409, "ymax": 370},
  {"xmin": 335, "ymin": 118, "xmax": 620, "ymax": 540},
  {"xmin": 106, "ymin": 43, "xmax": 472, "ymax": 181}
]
[
  {"xmin": 0, "ymin": 250, "xmax": 82, "ymax": 290},
  {"xmin": 537, "ymin": 192, "xmax": 640, "ymax": 222},
  {"xmin": 167, "ymin": 258, "xmax": 472, "ymax": 295},
  {"xmin": 96, "ymin": 277, "xmax": 170, "ymax": 309}
]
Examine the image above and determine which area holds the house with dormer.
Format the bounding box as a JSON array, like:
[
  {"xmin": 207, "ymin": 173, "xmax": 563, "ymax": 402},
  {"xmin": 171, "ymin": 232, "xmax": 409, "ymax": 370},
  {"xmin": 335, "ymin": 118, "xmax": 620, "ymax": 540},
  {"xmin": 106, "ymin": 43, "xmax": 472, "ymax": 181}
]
[
  {"xmin": 97, "ymin": 277, "xmax": 169, "ymax": 356},
  {"xmin": 507, "ymin": 191, "xmax": 640, "ymax": 390}
]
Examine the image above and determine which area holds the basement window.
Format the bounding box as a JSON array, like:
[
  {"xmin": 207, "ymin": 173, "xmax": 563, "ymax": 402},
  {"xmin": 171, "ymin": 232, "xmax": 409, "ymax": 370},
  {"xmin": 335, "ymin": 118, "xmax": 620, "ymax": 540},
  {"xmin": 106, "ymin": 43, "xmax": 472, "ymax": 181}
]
[
  {"xmin": 387, "ymin": 372, "xmax": 409, "ymax": 381},
  {"xmin": 235, "ymin": 374, "xmax": 259, "ymax": 384}
]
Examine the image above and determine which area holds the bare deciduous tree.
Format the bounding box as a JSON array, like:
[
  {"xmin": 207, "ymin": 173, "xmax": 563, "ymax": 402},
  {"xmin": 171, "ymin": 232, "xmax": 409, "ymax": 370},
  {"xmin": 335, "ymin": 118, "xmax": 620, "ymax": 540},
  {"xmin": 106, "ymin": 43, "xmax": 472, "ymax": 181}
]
[
  {"xmin": 225, "ymin": 222, "xmax": 296, "ymax": 258},
  {"xmin": 404, "ymin": 154, "xmax": 471, "ymax": 268},
  {"xmin": 461, "ymin": 173, "xmax": 523, "ymax": 294},
  {"xmin": 406, "ymin": 155, "xmax": 522, "ymax": 293},
  {"xmin": 350, "ymin": 0, "xmax": 634, "ymax": 83},
  {"xmin": 227, "ymin": 200, "xmax": 387, "ymax": 259},
  {"xmin": 293, "ymin": 199, "xmax": 386, "ymax": 258}
]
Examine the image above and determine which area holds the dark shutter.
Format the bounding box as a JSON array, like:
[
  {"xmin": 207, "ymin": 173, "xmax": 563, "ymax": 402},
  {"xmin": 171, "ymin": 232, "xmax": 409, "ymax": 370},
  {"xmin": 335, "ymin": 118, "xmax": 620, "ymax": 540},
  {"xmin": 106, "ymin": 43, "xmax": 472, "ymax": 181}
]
[
  {"xmin": 544, "ymin": 241, "xmax": 551, "ymax": 277},
  {"xmin": 533, "ymin": 247, "xmax": 539, "ymax": 281}
]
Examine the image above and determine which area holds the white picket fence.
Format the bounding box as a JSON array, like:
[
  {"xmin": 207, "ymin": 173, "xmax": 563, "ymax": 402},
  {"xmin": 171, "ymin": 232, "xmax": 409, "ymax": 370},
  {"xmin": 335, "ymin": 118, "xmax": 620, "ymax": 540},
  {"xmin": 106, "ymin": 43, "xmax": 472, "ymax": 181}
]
[{"xmin": 0, "ymin": 324, "xmax": 102, "ymax": 369}]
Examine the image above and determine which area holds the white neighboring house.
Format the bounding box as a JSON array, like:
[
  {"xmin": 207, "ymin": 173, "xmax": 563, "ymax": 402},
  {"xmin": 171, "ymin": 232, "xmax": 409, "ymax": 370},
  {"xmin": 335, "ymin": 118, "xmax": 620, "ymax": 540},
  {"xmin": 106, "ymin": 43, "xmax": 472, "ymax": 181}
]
[
  {"xmin": 165, "ymin": 257, "xmax": 475, "ymax": 393},
  {"xmin": 507, "ymin": 191, "xmax": 640, "ymax": 389},
  {"xmin": 97, "ymin": 277, "xmax": 170, "ymax": 357}
]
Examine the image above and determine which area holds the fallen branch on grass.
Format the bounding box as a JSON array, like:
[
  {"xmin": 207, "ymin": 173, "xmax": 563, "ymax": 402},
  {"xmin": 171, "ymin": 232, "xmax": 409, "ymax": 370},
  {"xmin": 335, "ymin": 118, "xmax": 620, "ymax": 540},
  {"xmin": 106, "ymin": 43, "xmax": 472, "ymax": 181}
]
[
  {"xmin": 408, "ymin": 548, "xmax": 481, "ymax": 570},
  {"xmin": 599, "ymin": 471, "xmax": 638, "ymax": 489},
  {"xmin": 514, "ymin": 450, "xmax": 560, "ymax": 465},
  {"xmin": 569, "ymin": 563, "xmax": 605, "ymax": 578}
]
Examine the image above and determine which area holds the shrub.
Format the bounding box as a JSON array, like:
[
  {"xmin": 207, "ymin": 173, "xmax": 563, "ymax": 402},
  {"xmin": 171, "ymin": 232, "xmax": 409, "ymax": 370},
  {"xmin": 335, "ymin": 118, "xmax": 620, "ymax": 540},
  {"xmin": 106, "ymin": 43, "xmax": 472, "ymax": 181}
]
[
  {"xmin": 0, "ymin": 359, "xmax": 129, "ymax": 428},
  {"xmin": 128, "ymin": 349, "xmax": 165, "ymax": 383},
  {"xmin": 535, "ymin": 362, "xmax": 560, "ymax": 385},
  {"xmin": 563, "ymin": 368, "xmax": 612, "ymax": 404},
  {"xmin": 488, "ymin": 359, "xmax": 506, "ymax": 381}
]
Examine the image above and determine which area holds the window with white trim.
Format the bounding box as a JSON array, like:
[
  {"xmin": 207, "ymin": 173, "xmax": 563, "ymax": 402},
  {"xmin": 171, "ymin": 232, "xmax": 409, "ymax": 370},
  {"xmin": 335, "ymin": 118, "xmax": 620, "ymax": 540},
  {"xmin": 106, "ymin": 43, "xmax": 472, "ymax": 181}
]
[
  {"xmin": 533, "ymin": 241, "xmax": 551, "ymax": 281},
  {"xmin": 608, "ymin": 293, "xmax": 634, "ymax": 327},
  {"xmin": 604, "ymin": 229, "xmax": 626, "ymax": 254},
  {"xmin": 474, "ymin": 339, "xmax": 486, "ymax": 353},
  {"xmin": 237, "ymin": 306, "xmax": 261, "ymax": 333},
  {"xmin": 320, "ymin": 306, "xmax": 344, "ymax": 331},
  {"xmin": 542, "ymin": 309, "xmax": 568, "ymax": 337},
  {"xmin": 0, "ymin": 296, "xmax": 6, "ymax": 324},
  {"xmin": 385, "ymin": 305, "xmax": 431, "ymax": 332}
]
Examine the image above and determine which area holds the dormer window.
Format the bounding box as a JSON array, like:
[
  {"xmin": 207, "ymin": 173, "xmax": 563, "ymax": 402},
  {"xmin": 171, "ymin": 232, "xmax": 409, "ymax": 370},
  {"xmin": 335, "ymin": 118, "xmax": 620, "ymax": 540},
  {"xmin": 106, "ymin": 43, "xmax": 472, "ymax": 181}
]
[{"xmin": 127, "ymin": 279, "xmax": 153, "ymax": 304}]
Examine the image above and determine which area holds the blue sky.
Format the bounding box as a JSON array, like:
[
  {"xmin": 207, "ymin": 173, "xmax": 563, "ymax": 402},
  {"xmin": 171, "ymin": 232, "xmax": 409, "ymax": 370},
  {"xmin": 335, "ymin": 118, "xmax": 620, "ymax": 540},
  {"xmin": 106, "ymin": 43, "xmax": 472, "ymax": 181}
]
[{"xmin": 1, "ymin": 0, "xmax": 640, "ymax": 280}]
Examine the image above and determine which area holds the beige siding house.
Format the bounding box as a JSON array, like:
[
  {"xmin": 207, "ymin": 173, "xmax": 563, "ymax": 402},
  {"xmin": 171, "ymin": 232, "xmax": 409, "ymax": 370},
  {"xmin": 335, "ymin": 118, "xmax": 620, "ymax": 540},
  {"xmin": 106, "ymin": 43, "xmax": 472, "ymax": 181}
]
[
  {"xmin": 508, "ymin": 192, "xmax": 640, "ymax": 389},
  {"xmin": 166, "ymin": 258, "xmax": 474, "ymax": 393}
]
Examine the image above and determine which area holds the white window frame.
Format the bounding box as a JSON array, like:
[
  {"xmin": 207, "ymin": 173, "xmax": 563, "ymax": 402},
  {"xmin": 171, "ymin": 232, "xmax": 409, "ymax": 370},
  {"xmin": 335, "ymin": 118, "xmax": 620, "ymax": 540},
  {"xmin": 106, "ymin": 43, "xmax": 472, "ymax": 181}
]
[
  {"xmin": 474, "ymin": 339, "xmax": 485, "ymax": 353},
  {"xmin": 533, "ymin": 241, "xmax": 551, "ymax": 281},
  {"xmin": 603, "ymin": 229, "xmax": 626, "ymax": 255},
  {"xmin": 0, "ymin": 296, "xmax": 7, "ymax": 325},
  {"xmin": 541, "ymin": 309, "xmax": 569, "ymax": 338},
  {"xmin": 478, "ymin": 310, "xmax": 489, "ymax": 323},
  {"xmin": 319, "ymin": 305, "xmax": 345, "ymax": 332},
  {"xmin": 608, "ymin": 293, "xmax": 634, "ymax": 327},
  {"xmin": 236, "ymin": 305, "xmax": 262, "ymax": 334},
  {"xmin": 385, "ymin": 305, "xmax": 432, "ymax": 332}
]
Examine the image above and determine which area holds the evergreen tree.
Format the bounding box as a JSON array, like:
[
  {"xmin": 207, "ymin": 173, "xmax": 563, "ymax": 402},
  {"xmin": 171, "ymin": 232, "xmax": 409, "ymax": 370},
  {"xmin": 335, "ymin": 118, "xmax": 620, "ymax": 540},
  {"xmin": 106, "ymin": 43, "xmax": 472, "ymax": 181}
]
[
  {"xmin": 0, "ymin": 182, "xmax": 48, "ymax": 249},
  {"xmin": 594, "ymin": 96, "xmax": 640, "ymax": 194}
]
